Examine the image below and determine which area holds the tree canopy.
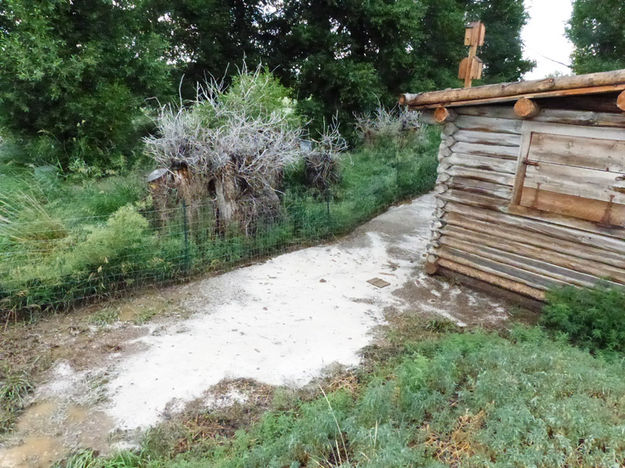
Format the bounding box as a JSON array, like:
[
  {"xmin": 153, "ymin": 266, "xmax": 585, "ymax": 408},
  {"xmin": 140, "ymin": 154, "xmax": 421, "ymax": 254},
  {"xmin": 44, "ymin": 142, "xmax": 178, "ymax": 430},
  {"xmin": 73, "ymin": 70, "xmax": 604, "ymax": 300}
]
[
  {"xmin": 0, "ymin": 0, "xmax": 533, "ymax": 166},
  {"xmin": 0, "ymin": 0, "xmax": 171, "ymax": 167},
  {"xmin": 567, "ymin": 0, "xmax": 625, "ymax": 74}
]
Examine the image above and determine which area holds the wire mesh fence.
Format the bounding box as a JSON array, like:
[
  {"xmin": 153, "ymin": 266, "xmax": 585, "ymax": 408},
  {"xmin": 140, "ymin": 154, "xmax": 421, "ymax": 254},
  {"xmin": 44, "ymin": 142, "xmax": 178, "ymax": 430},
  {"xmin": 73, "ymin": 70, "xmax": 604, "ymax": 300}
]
[{"xmin": 0, "ymin": 143, "xmax": 438, "ymax": 320}]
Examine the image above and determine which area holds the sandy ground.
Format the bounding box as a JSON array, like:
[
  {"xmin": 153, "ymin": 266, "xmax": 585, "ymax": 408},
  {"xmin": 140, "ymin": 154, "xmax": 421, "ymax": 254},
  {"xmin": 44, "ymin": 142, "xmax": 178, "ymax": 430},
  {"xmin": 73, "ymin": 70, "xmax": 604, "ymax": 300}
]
[{"xmin": 0, "ymin": 193, "xmax": 512, "ymax": 467}]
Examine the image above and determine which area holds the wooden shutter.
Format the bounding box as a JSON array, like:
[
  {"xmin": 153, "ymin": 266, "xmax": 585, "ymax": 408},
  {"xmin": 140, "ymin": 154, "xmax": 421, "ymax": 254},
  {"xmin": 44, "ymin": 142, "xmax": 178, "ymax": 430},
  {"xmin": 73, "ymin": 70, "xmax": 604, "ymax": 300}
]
[{"xmin": 511, "ymin": 123, "xmax": 625, "ymax": 226}]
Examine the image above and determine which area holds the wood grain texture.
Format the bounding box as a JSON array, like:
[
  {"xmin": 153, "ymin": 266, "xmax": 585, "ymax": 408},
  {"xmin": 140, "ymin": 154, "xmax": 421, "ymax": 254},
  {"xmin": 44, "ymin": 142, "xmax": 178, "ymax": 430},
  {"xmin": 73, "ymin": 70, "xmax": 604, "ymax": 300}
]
[
  {"xmin": 402, "ymin": 70, "xmax": 625, "ymax": 108},
  {"xmin": 514, "ymin": 98, "xmax": 540, "ymax": 118},
  {"xmin": 457, "ymin": 106, "xmax": 625, "ymax": 128}
]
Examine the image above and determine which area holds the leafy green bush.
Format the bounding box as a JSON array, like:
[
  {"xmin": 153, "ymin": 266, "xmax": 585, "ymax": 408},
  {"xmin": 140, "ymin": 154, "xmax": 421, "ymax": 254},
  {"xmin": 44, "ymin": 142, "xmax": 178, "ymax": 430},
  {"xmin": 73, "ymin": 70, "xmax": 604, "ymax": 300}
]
[
  {"xmin": 541, "ymin": 285, "xmax": 625, "ymax": 353},
  {"xmin": 0, "ymin": 0, "xmax": 170, "ymax": 167}
]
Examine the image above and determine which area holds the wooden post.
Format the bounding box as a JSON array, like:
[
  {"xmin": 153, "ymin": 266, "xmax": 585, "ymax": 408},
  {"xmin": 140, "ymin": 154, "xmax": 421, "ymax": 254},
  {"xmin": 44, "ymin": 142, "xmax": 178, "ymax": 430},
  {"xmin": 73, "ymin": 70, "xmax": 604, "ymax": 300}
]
[
  {"xmin": 459, "ymin": 21, "xmax": 485, "ymax": 88},
  {"xmin": 514, "ymin": 97, "xmax": 541, "ymax": 118}
]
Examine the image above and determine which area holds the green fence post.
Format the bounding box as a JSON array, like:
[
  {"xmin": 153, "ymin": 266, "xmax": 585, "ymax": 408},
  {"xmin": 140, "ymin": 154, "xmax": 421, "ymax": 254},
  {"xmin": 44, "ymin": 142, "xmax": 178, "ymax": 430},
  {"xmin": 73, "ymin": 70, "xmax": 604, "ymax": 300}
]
[{"xmin": 182, "ymin": 200, "xmax": 190, "ymax": 272}]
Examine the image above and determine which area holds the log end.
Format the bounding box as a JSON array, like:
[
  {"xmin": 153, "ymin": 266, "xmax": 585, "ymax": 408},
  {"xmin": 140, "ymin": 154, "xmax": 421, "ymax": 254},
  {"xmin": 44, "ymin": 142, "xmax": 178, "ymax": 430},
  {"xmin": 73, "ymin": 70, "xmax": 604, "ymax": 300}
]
[
  {"xmin": 617, "ymin": 91, "xmax": 625, "ymax": 112},
  {"xmin": 514, "ymin": 97, "xmax": 540, "ymax": 118},
  {"xmin": 434, "ymin": 107, "xmax": 457, "ymax": 123}
]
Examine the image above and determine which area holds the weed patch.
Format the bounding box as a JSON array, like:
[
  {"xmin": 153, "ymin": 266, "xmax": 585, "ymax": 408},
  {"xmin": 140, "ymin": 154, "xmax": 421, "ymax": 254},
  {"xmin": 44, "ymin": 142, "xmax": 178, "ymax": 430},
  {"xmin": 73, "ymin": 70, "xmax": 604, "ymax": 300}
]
[
  {"xmin": 65, "ymin": 326, "xmax": 625, "ymax": 467},
  {"xmin": 0, "ymin": 364, "xmax": 34, "ymax": 432},
  {"xmin": 542, "ymin": 285, "xmax": 625, "ymax": 354}
]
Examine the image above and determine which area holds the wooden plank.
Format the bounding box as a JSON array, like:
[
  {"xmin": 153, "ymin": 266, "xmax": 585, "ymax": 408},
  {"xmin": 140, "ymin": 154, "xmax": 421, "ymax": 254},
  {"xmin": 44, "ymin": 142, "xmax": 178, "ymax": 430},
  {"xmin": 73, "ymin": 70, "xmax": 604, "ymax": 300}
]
[
  {"xmin": 528, "ymin": 132, "xmax": 625, "ymax": 173},
  {"xmin": 453, "ymin": 129, "xmax": 521, "ymax": 147},
  {"xmin": 438, "ymin": 238, "xmax": 612, "ymax": 288},
  {"xmin": 519, "ymin": 188, "xmax": 625, "ymax": 226},
  {"xmin": 442, "ymin": 224, "xmax": 625, "ymax": 283},
  {"xmin": 455, "ymin": 115, "xmax": 523, "ymax": 134},
  {"xmin": 457, "ymin": 106, "xmax": 625, "ymax": 128},
  {"xmin": 435, "ymin": 246, "xmax": 563, "ymax": 290},
  {"xmin": 451, "ymin": 141, "xmax": 520, "ymax": 158},
  {"xmin": 437, "ymin": 259, "xmax": 546, "ymax": 300},
  {"xmin": 444, "ymin": 200, "xmax": 625, "ymax": 245},
  {"xmin": 444, "ymin": 211, "xmax": 625, "ymax": 268},
  {"xmin": 511, "ymin": 129, "xmax": 532, "ymax": 205},
  {"xmin": 524, "ymin": 163, "xmax": 625, "ymax": 204},
  {"xmin": 446, "ymin": 153, "xmax": 518, "ymax": 174}
]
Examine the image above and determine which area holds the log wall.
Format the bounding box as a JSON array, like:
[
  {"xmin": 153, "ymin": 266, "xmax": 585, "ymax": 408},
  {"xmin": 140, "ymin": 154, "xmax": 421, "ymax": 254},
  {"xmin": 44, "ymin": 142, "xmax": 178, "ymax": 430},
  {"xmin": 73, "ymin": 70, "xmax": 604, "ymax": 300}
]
[{"xmin": 426, "ymin": 105, "xmax": 625, "ymax": 301}]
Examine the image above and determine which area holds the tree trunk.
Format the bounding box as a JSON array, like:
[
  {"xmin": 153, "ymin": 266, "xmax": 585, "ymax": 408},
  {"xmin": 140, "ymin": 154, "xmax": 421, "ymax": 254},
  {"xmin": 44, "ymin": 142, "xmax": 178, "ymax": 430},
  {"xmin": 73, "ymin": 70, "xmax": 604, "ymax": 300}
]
[{"xmin": 215, "ymin": 165, "xmax": 239, "ymax": 234}]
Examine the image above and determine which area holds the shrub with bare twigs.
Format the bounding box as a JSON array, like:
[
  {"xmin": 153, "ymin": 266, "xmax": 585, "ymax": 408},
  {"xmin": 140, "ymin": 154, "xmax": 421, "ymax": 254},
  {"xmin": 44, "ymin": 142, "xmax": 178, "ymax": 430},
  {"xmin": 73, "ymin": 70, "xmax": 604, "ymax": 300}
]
[
  {"xmin": 145, "ymin": 66, "xmax": 344, "ymax": 235},
  {"xmin": 355, "ymin": 106, "xmax": 421, "ymax": 145},
  {"xmin": 304, "ymin": 120, "xmax": 348, "ymax": 192}
]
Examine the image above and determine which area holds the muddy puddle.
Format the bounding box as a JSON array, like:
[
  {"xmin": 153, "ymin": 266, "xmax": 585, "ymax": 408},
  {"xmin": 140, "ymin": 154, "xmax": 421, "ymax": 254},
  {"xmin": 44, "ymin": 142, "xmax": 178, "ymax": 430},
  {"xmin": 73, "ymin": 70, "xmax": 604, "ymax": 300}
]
[{"xmin": 0, "ymin": 398, "xmax": 113, "ymax": 468}]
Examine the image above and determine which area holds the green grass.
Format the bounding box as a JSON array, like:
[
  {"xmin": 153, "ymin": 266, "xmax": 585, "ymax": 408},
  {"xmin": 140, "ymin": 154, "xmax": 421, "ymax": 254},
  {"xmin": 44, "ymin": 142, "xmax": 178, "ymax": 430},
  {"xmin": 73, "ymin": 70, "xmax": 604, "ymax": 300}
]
[
  {"xmin": 0, "ymin": 127, "xmax": 439, "ymax": 319},
  {"xmin": 0, "ymin": 364, "xmax": 34, "ymax": 432},
  {"xmin": 53, "ymin": 325, "xmax": 625, "ymax": 468}
]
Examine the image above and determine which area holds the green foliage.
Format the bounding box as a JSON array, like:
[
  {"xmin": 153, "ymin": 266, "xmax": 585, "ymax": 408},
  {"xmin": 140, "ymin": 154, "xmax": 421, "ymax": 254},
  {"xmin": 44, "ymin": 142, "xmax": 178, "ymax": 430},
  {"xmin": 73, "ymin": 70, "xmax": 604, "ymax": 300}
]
[
  {"xmin": 262, "ymin": 0, "xmax": 533, "ymax": 138},
  {"xmin": 53, "ymin": 449, "xmax": 144, "ymax": 468},
  {"xmin": 219, "ymin": 68, "xmax": 300, "ymax": 128},
  {"xmin": 0, "ymin": 0, "xmax": 171, "ymax": 167},
  {"xmin": 86, "ymin": 328, "xmax": 625, "ymax": 467},
  {"xmin": 542, "ymin": 285, "xmax": 625, "ymax": 353},
  {"xmin": 145, "ymin": 0, "xmax": 265, "ymax": 94},
  {"xmin": 193, "ymin": 66, "xmax": 300, "ymax": 130},
  {"xmin": 0, "ymin": 365, "xmax": 34, "ymax": 432},
  {"xmin": 567, "ymin": 0, "xmax": 625, "ymax": 73},
  {"xmin": 0, "ymin": 125, "xmax": 439, "ymax": 317},
  {"xmin": 468, "ymin": 0, "xmax": 534, "ymax": 83}
]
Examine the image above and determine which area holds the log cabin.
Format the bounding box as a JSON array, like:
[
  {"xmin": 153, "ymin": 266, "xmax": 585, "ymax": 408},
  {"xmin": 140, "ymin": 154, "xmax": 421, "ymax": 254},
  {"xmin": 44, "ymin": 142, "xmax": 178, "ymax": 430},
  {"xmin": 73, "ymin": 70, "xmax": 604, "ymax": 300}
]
[{"xmin": 400, "ymin": 70, "xmax": 625, "ymax": 301}]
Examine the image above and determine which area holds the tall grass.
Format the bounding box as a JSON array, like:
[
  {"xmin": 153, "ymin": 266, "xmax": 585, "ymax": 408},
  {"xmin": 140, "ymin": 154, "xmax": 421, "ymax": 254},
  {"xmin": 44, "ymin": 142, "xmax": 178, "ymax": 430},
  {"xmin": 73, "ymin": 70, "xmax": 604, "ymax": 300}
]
[{"xmin": 0, "ymin": 127, "xmax": 439, "ymax": 319}]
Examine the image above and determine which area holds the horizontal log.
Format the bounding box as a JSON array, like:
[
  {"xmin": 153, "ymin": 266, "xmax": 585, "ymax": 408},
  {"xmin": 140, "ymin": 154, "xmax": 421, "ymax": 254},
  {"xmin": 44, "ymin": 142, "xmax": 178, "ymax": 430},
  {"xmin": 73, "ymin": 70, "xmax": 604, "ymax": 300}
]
[
  {"xmin": 439, "ymin": 237, "xmax": 605, "ymax": 288},
  {"xmin": 401, "ymin": 70, "xmax": 625, "ymax": 107},
  {"xmin": 443, "ymin": 210, "xmax": 625, "ymax": 268},
  {"xmin": 445, "ymin": 153, "xmax": 518, "ymax": 174},
  {"xmin": 444, "ymin": 199, "xmax": 625, "ymax": 244},
  {"xmin": 455, "ymin": 115, "xmax": 523, "ymax": 134},
  {"xmin": 451, "ymin": 141, "xmax": 519, "ymax": 158},
  {"xmin": 452, "ymin": 129, "xmax": 521, "ymax": 147},
  {"xmin": 437, "ymin": 259, "xmax": 546, "ymax": 301},
  {"xmin": 437, "ymin": 189, "xmax": 511, "ymax": 210},
  {"xmin": 457, "ymin": 106, "xmax": 625, "ymax": 128},
  {"xmin": 450, "ymin": 177, "xmax": 512, "ymax": 199},
  {"xmin": 442, "ymin": 224, "xmax": 625, "ymax": 283},
  {"xmin": 435, "ymin": 246, "xmax": 563, "ymax": 290},
  {"xmin": 446, "ymin": 166, "xmax": 515, "ymax": 186}
]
